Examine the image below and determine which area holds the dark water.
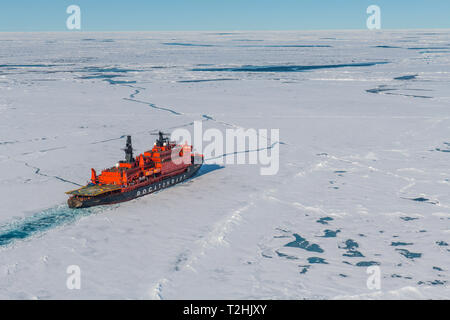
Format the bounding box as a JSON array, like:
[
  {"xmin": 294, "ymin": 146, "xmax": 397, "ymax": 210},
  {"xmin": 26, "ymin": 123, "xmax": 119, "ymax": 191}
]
[
  {"xmin": 391, "ymin": 274, "xmax": 412, "ymax": 279},
  {"xmin": 408, "ymin": 47, "xmax": 450, "ymax": 50},
  {"xmin": 307, "ymin": 257, "xmax": 328, "ymax": 264},
  {"xmin": 412, "ymin": 197, "xmax": 428, "ymax": 202},
  {"xmin": 192, "ymin": 62, "xmax": 389, "ymax": 72},
  {"xmin": 396, "ymin": 248, "xmax": 422, "ymax": 260},
  {"xmin": 105, "ymin": 79, "xmax": 137, "ymax": 85},
  {"xmin": 79, "ymin": 69, "xmax": 137, "ymax": 85},
  {"xmin": 394, "ymin": 74, "xmax": 418, "ymax": 80},
  {"xmin": 82, "ymin": 38, "xmax": 114, "ymax": 42},
  {"xmin": 284, "ymin": 233, "xmax": 324, "ymax": 253},
  {"xmin": 355, "ymin": 261, "xmax": 380, "ymax": 267},
  {"xmin": 418, "ymin": 280, "xmax": 446, "ymax": 286},
  {"xmin": 316, "ymin": 217, "xmax": 333, "ymax": 225},
  {"xmin": 391, "ymin": 242, "xmax": 413, "ymax": 246},
  {"xmin": 400, "ymin": 216, "xmax": 419, "ymax": 221},
  {"xmin": 163, "ymin": 42, "xmax": 215, "ymax": 47},
  {"xmin": 0, "ymin": 205, "xmax": 99, "ymax": 247},
  {"xmin": 374, "ymin": 45, "xmax": 401, "ymax": 49},
  {"xmin": 78, "ymin": 66, "xmax": 140, "ymax": 85},
  {"xmin": 409, "ymin": 197, "xmax": 437, "ymax": 205},
  {"xmin": 340, "ymin": 239, "xmax": 364, "ymax": 258},
  {"xmin": 299, "ymin": 265, "xmax": 310, "ymax": 274},
  {"xmin": 319, "ymin": 229, "xmax": 340, "ymax": 238},
  {"xmin": 366, "ymin": 87, "xmax": 396, "ymax": 94}
]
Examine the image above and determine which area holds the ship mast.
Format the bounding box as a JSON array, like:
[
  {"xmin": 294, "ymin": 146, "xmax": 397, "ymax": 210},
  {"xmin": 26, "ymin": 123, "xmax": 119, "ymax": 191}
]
[{"xmin": 155, "ymin": 131, "xmax": 170, "ymax": 147}]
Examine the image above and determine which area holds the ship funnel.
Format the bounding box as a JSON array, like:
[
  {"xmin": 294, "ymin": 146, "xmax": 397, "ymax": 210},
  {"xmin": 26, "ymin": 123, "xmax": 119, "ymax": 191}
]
[{"xmin": 124, "ymin": 135, "xmax": 134, "ymax": 163}]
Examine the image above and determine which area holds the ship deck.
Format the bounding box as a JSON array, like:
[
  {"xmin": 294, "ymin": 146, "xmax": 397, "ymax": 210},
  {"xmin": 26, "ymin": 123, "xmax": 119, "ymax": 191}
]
[{"xmin": 66, "ymin": 184, "xmax": 121, "ymax": 197}]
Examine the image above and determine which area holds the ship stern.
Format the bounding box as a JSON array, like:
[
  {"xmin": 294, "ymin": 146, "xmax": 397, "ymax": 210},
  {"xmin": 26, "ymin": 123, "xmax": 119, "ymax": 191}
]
[{"xmin": 67, "ymin": 196, "xmax": 84, "ymax": 209}]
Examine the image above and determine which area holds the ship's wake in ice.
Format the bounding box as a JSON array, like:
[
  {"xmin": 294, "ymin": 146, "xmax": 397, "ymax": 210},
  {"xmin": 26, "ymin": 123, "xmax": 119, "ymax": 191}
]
[{"xmin": 0, "ymin": 205, "xmax": 100, "ymax": 248}]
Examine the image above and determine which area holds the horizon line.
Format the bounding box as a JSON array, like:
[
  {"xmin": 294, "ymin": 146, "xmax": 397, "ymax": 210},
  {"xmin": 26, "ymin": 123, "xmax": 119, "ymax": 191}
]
[{"xmin": 1, "ymin": 28, "xmax": 449, "ymax": 33}]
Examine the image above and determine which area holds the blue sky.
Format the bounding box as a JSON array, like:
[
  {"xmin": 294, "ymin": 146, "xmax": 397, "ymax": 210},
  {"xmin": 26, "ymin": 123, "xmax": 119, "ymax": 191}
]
[{"xmin": 0, "ymin": 0, "xmax": 449, "ymax": 31}]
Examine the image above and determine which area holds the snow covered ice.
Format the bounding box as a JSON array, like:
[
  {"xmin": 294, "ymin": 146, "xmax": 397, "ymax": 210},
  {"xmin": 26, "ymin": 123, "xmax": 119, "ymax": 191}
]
[{"xmin": 0, "ymin": 30, "xmax": 449, "ymax": 299}]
